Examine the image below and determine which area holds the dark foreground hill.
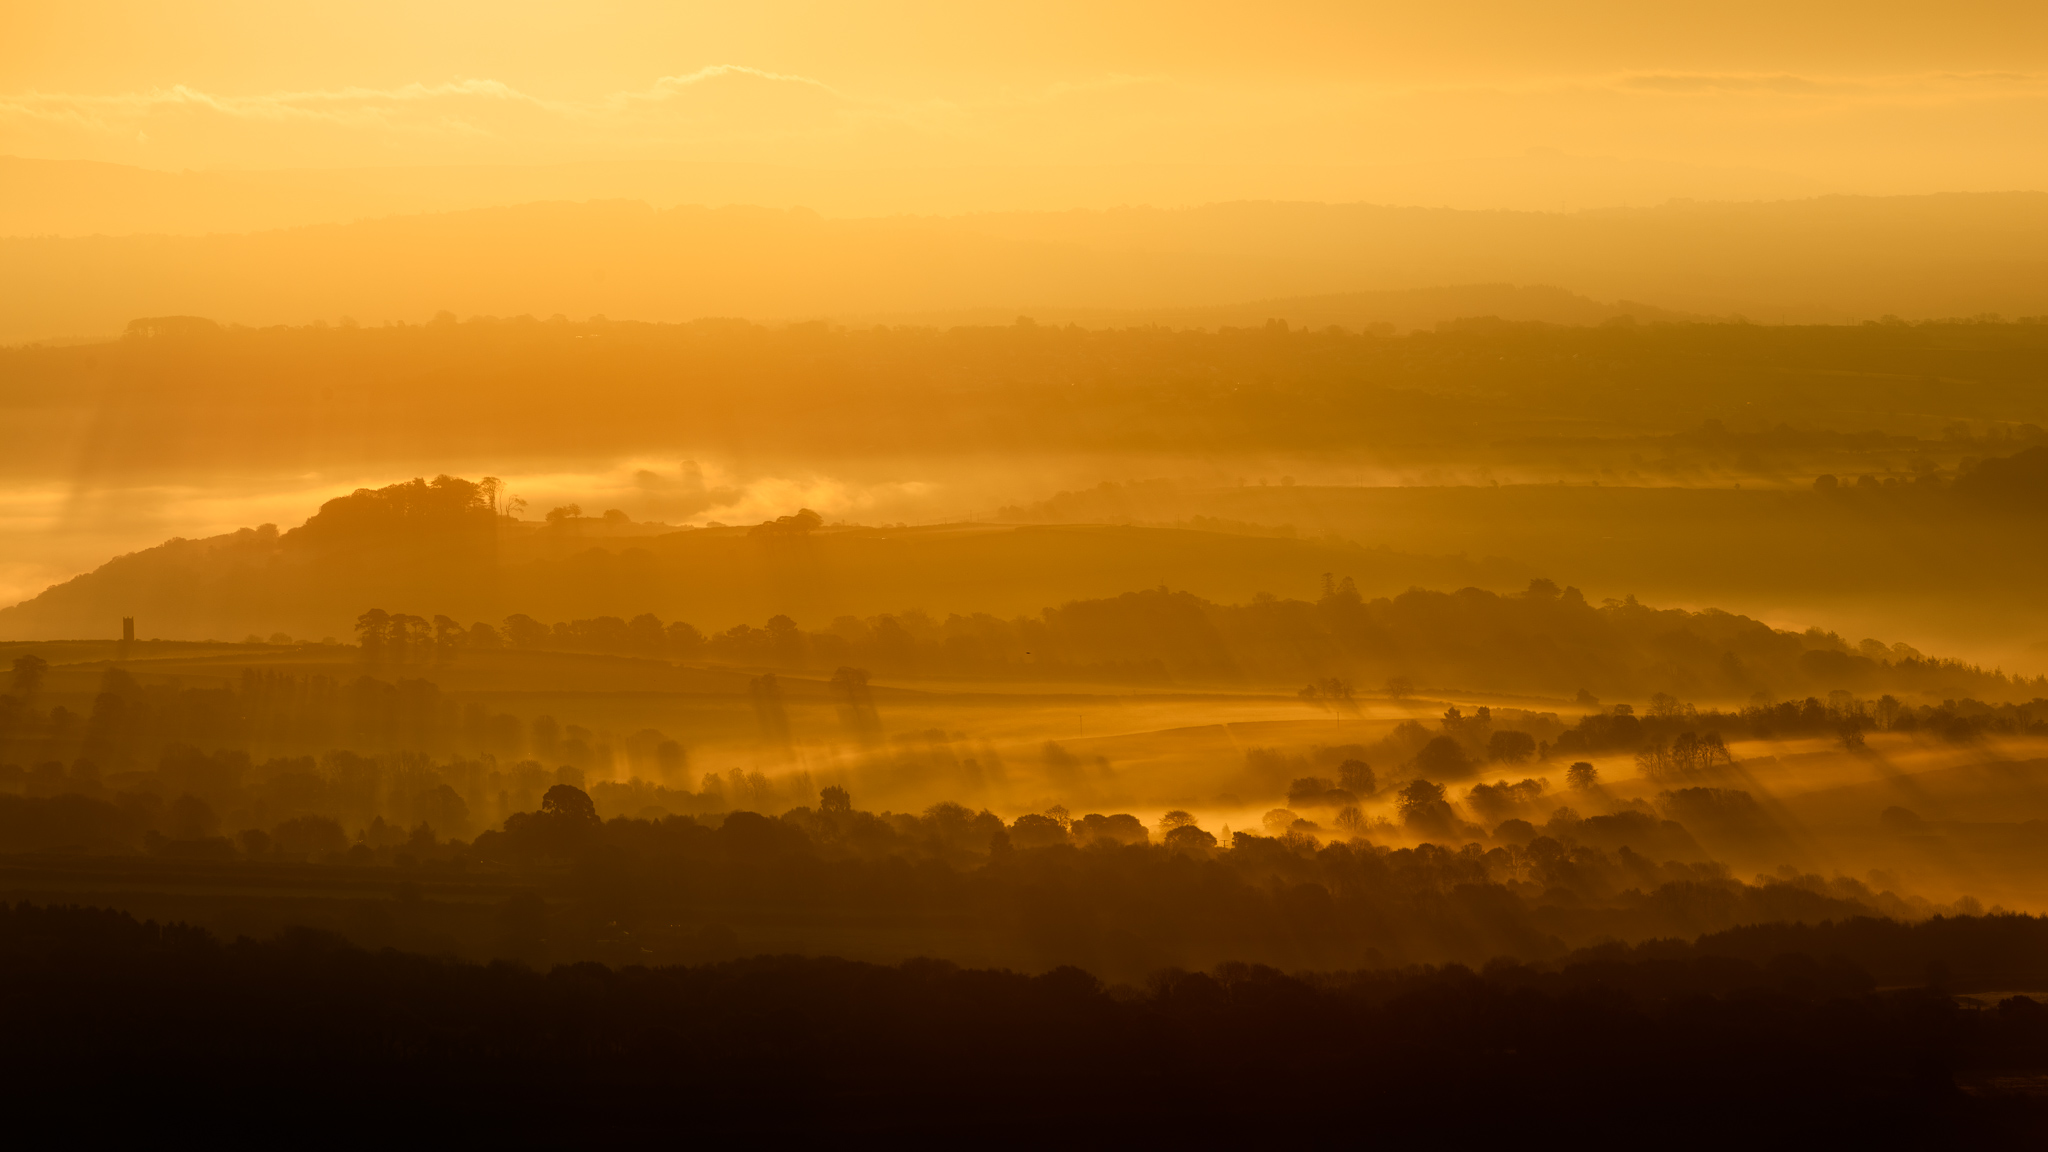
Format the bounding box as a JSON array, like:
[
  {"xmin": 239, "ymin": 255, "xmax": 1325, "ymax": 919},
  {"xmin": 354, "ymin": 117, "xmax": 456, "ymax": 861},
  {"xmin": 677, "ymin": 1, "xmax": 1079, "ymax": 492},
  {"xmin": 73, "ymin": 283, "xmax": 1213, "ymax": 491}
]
[{"xmin": 8, "ymin": 900, "xmax": 2048, "ymax": 1141}]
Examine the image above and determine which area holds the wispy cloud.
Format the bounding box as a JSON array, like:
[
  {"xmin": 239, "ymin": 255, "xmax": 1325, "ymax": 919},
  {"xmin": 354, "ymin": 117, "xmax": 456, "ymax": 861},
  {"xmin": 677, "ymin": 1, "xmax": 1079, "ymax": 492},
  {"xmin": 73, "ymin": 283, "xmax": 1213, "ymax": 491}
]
[
  {"xmin": 0, "ymin": 68, "xmax": 849, "ymax": 129},
  {"xmin": 1620, "ymin": 73, "xmax": 1831, "ymax": 95},
  {"xmin": 4, "ymin": 67, "xmax": 2048, "ymax": 192},
  {"xmin": 622, "ymin": 66, "xmax": 847, "ymax": 106},
  {"xmin": 1610, "ymin": 69, "xmax": 2048, "ymax": 101}
]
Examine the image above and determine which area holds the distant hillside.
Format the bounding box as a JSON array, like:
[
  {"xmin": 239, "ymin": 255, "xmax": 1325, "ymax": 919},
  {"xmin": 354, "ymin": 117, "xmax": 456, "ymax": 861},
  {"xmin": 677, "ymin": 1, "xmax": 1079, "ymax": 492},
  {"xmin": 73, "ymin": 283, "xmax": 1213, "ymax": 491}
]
[
  {"xmin": 0, "ymin": 152, "xmax": 1825, "ymax": 238},
  {"xmin": 10, "ymin": 192, "xmax": 2048, "ymax": 342},
  {"xmin": 852, "ymin": 283, "xmax": 1699, "ymax": 332},
  {"xmin": 10, "ymin": 312, "xmax": 2048, "ymax": 490},
  {"xmin": 0, "ymin": 476, "xmax": 1527, "ymax": 643},
  {"xmin": 6, "ymin": 501, "xmax": 2038, "ymax": 706}
]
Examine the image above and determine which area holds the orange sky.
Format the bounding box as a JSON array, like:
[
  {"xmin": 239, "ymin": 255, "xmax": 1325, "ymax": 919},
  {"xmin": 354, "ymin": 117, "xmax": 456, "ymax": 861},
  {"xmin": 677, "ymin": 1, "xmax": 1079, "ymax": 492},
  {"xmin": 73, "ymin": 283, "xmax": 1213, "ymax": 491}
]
[{"xmin": 6, "ymin": 1, "xmax": 2048, "ymax": 209}]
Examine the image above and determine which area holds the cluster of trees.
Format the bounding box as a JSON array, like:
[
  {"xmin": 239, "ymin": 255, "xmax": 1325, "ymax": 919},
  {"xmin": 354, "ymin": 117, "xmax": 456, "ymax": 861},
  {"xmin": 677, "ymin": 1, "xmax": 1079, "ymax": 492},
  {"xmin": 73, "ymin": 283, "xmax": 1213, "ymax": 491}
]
[
  {"xmin": 15, "ymin": 649, "xmax": 2029, "ymax": 902},
  {"xmin": 387, "ymin": 575, "xmax": 2048, "ymax": 700},
  {"xmin": 353, "ymin": 610, "xmax": 475, "ymax": 664},
  {"xmin": 0, "ymin": 660, "xmax": 663, "ymax": 772},
  {"xmin": 1810, "ymin": 442, "xmax": 2048, "ymax": 511},
  {"xmin": 1953, "ymin": 443, "xmax": 2048, "ymax": 513},
  {"xmin": 1248, "ymin": 754, "xmax": 1790, "ymax": 868},
  {"xmin": 1239, "ymin": 687, "xmax": 1985, "ymax": 824},
  {"xmin": 8, "ymin": 900, "xmax": 2048, "ymax": 1139},
  {"xmin": 0, "ymin": 750, "xmax": 1990, "ymax": 978},
  {"xmin": 346, "ymin": 782, "xmax": 2014, "ymax": 971},
  {"xmin": 0, "ymin": 749, "xmax": 568, "ymax": 856},
  {"xmin": 1550, "ymin": 692, "xmax": 2048, "ymax": 760}
]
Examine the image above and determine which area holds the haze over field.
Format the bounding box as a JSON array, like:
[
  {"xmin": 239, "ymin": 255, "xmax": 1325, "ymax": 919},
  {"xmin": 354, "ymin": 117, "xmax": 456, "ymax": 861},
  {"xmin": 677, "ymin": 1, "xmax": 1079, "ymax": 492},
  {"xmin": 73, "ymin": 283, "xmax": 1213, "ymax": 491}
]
[{"xmin": 9, "ymin": 1, "xmax": 2048, "ymax": 1138}]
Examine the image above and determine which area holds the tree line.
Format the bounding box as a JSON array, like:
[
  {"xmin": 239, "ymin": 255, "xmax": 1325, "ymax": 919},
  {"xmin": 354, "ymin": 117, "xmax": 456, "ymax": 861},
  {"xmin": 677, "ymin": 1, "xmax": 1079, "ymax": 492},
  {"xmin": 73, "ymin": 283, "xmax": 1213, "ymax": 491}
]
[
  {"xmin": 357, "ymin": 574, "xmax": 2048, "ymax": 701},
  {"xmin": 6, "ymin": 899, "xmax": 2048, "ymax": 1140},
  {"xmin": 14, "ymin": 311, "xmax": 2048, "ymax": 464},
  {"xmin": 0, "ymin": 763, "xmax": 1994, "ymax": 979},
  {"xmin": 1, "ymin": 661, "xmax": 637, "ymax": 772}
]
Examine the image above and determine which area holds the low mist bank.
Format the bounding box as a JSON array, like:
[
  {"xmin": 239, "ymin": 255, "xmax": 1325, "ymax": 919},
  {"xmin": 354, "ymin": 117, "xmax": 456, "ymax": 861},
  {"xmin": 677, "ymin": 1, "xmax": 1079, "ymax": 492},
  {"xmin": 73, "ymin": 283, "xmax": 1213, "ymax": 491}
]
[
  {"xmin": 10, "ymin": 318, "xmax": 2048, "ymax": 665},
  {"xmin": 10, "ymin": 318, "xmax": 2048, "ymax": 667},
  {"xmin": 9, "ymin": 901, "xmax": 2048, "ymax": 1140},
  {"xmin": 13, "ymin": 464, "xmax": 2048, "ymax": 680}
]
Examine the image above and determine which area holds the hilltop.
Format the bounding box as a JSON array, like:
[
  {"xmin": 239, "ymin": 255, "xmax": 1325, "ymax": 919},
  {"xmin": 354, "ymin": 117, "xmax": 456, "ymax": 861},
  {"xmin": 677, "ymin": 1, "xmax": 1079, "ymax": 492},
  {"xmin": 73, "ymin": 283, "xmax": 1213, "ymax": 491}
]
[{"xmin": 0, "ymin": 475, "xmax": 1522, "ymax": 643}]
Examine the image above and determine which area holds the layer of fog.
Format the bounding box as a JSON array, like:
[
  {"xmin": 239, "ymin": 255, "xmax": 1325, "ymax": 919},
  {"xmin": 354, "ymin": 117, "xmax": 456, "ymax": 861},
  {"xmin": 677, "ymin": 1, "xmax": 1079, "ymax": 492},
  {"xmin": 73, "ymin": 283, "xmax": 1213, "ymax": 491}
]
[{"xmin": 15, "ymin": 446, "xmax": 2048, "ymax": 679}]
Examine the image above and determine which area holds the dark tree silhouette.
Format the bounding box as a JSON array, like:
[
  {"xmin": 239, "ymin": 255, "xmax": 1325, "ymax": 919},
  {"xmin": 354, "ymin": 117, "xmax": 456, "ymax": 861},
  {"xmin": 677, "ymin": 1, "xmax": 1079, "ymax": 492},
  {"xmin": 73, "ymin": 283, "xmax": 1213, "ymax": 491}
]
[{"xmin": 9, "ymin": 654, "xmax": 48, "ymax": 701}]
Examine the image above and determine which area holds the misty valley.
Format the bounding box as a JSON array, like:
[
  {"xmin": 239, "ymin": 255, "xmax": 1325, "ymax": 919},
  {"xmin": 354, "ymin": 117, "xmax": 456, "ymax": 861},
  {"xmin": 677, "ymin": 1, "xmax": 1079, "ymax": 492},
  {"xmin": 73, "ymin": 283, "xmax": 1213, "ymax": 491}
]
[
  {"xmin": 12, "ymin": 38, "xmax": 2048, "ymax": 1127},
  {"xmin": 7, "ymin": 439, "xmax": 2048, "ymax": 1134}
]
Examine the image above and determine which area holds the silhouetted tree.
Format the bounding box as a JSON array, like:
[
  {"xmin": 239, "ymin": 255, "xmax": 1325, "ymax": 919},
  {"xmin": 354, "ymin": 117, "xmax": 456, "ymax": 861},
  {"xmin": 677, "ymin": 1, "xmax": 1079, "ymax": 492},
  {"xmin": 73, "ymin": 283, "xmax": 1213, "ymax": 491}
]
[
  {"xmin": 1396, "ymin": 778, "xmax": 1461, "ymax": 837},
  {"xmin": 1413, "ymin": 736, "xmax": 1469, "ymax": 777},
  {"xmin": 355, "ymin": 609, "xmax": 390, "ymax": 662},
  {"xmin": 386, "ymin": 614, "xmax": 427, "ymax": 664},
  {"xmin": 540, "ymin": 783, "xmax": 598, "ymax": 824},
  {"xmin": 666, "ymin": 621, "xmax": 706, "ymax": 659},
  {"xmin": 272, "ymin": 814, "xmax": 347, "ymax": 860},
  {"xmin": 9, "ymin": 654, "xmax": 48, "ymax": 702},
  {"xmin": 1337, "ymin": 759, "xmax": 1376, "ymax": 795},
  {"xmin": 749, "ymin": 508, "xmax": 824, "ymax": 536},
  {"xmin": 1487, "ymin": 730, "xmax": 1536, "ymax": 763},
  {"xmin": 501, "ymin": 614, "xmax": 548, "ymax": 648},
  {"xmin": 830, "ymin": 667, "xmax": 881, "ymax": 740},
  {"xmin": 627, "ymin": 613, "xmax": 666, "ymax": 656},
  {"xmin": 432, "ymin": 615, "xmax": 465, "ymax": 663}
]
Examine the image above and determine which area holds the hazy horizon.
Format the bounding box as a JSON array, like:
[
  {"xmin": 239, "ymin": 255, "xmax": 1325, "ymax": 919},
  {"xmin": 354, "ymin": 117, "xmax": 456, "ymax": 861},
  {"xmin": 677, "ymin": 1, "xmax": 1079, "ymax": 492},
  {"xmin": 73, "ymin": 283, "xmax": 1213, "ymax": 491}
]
[{"xmin": 8, "ymin": 2, "xmax": 2048, "ymax": 1137}]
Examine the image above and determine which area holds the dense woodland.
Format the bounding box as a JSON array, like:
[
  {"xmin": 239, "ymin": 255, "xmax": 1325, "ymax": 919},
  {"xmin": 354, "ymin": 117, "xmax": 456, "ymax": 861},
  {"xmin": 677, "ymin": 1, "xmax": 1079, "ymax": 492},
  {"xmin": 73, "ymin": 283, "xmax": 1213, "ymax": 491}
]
[{"xmin": 9, "ymin": 899, "xmax": 2048, "ymax": 1139}]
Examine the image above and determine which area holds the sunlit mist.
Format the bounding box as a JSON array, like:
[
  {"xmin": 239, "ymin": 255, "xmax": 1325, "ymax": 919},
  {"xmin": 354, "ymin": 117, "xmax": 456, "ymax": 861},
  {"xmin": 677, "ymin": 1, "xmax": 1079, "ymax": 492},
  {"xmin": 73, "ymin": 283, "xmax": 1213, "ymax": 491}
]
[{"xmin": 7, "ymin": 1, "xmax": 2048, "ymax": 1139}]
